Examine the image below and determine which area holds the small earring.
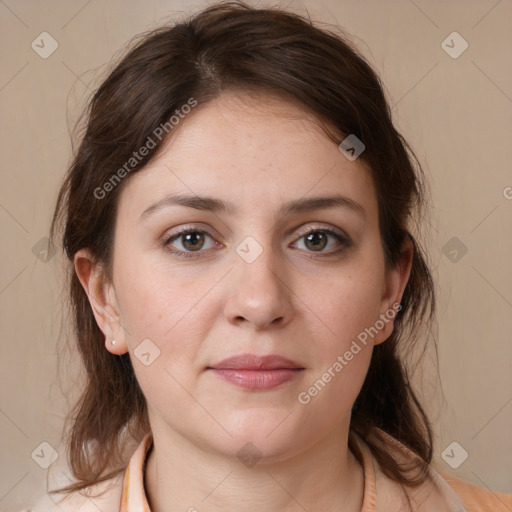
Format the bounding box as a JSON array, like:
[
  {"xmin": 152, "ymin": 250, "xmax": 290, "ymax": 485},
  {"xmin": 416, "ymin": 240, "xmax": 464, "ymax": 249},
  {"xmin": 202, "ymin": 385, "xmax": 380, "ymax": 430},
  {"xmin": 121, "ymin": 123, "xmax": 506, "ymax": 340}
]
[{"xmin": 111, "ymin": 340, "xmax": 116, "ymax": 345}]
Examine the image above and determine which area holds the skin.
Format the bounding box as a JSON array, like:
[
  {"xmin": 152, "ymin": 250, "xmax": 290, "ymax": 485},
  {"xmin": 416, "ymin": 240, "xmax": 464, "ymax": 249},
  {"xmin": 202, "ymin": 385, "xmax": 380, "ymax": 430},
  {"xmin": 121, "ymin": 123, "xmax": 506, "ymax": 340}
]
[{"xmin": 75, "ymin": 91, "xmax": 413, "ymax": 512}]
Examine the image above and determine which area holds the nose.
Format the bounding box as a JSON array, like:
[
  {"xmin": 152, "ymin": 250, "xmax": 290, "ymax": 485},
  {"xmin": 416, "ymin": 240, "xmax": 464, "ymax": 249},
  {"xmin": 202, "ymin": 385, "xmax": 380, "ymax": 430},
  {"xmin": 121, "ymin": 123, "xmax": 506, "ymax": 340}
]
[{"xmin": 224, "ymin": 241, "xmax": 294, "ymax": 331}]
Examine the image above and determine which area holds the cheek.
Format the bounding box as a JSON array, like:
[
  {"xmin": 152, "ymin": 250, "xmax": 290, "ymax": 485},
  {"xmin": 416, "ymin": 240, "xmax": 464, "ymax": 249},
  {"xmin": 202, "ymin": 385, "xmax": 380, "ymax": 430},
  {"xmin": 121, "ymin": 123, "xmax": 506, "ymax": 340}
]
[
  {"xmin": 304, "ymin": 259, "xmax": 385, "ymax": 354},
  {"xmin": 114, "ymin": 252, "xmax": 211, "ymax": 341},
  {"xmin": 296, "ymin": 273, "xmax": 381, "ymax": 420},
  {"xmin": 113, "ymin": 254, "xmax": 218, "ymax": 399}
]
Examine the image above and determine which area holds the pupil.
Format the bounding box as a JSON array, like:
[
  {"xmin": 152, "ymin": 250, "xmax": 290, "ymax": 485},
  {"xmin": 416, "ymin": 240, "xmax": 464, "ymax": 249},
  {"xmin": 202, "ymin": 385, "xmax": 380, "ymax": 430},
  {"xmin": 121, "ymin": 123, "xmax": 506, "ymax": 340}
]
[
  {"xmin": 184, "ymin": 232, "xmax": 204, "ymax": 250},
  {"xmin": 306, "ymin": 232, "xmax": 326, "ymax": 251}
]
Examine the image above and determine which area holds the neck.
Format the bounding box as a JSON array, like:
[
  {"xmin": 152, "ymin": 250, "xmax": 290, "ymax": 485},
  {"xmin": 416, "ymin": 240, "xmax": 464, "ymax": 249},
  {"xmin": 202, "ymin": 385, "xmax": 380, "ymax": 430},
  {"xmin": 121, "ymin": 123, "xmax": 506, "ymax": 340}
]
[{"xmin": 144, "ymin": 419, "xmax": 364, "ymax": 512}]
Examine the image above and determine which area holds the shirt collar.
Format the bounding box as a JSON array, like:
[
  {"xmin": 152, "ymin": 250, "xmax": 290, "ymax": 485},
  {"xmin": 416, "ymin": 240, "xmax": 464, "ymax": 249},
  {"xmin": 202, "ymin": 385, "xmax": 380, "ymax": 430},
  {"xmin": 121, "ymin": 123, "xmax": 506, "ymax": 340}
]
[
  {"xmin": 119, "ymin": 431, "xmax": 153, "ymax": 511},
  {"xmin": 119, "ymin": 428, "xmax": 466, "ymax": 512}
]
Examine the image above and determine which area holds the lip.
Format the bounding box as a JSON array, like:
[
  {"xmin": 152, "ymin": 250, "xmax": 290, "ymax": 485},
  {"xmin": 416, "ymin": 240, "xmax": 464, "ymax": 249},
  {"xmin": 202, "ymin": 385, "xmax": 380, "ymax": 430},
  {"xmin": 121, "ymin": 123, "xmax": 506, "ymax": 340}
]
[
  {"xmin": 207, "ymin": 353, "xmax": 304, "ymax": 391},
  {"xmin": 208, "ymin": 353, "xmax": 303, "ymax": 370}
]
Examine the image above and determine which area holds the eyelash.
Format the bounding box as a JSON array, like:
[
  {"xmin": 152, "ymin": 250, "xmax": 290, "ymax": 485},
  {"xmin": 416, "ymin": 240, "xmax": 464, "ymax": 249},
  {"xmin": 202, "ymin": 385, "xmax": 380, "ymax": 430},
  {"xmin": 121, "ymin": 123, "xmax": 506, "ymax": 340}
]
[{"xmin": 163, "ymin": 226, "xmax": 351, "ymax": 260}]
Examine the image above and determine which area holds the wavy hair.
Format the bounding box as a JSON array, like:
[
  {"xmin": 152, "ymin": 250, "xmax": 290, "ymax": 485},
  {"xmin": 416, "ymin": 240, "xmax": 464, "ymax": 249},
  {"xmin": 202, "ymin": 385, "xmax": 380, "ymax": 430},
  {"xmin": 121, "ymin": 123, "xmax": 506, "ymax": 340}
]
[{"xmin": 50, "ymin": 0, "xmax": 437, "ymax": 497}]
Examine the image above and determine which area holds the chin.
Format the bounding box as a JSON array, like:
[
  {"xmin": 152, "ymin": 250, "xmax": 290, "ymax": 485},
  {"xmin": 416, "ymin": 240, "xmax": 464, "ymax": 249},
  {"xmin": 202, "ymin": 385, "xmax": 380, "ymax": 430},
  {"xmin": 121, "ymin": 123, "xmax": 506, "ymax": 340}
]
[{"xmin": 214, "ymin": 410, "xmax": 311, "ymax": 463}]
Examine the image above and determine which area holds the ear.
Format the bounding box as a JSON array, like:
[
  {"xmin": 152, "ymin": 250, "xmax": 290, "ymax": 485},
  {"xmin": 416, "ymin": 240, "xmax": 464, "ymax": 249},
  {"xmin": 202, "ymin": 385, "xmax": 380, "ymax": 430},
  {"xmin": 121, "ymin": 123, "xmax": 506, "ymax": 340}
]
[
  {"xmin": 73, "ymin": 249, "xmax": 128, "ymax": 355},
  {"xmin": 373, "ymin": 235, "xmax": 414, "ymax": 345}
]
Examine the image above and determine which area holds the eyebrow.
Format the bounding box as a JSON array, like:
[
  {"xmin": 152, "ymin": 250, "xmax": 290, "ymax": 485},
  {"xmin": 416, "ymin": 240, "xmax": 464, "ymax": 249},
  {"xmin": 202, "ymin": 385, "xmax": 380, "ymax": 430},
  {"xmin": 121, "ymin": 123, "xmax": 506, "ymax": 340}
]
[{"xmin": 139, "ymin": 193, "xmax": 366, "ymax": 221}]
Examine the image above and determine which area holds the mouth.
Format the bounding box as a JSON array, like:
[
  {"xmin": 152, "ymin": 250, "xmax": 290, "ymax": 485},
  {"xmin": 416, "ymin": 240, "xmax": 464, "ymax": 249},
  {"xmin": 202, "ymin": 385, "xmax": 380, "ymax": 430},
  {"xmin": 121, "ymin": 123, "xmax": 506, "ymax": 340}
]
[{"xmin": 207, "ymin": 353, "xmax": 304, "ymax": 391}]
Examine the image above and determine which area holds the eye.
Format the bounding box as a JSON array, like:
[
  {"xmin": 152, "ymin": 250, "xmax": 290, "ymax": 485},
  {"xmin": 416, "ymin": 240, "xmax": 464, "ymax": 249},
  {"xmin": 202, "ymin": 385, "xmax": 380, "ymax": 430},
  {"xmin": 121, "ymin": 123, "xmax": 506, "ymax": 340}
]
[
  {"xmin": 163, "ymin": 226, "xmax": 351, "ymax": 259},
  {"xmin": 292, "ymin": 229, "xmax": 349, "ymax": 255},
  {"xmin": 164, "ymin": 228, "xmax": 219, "ymax": 258}
]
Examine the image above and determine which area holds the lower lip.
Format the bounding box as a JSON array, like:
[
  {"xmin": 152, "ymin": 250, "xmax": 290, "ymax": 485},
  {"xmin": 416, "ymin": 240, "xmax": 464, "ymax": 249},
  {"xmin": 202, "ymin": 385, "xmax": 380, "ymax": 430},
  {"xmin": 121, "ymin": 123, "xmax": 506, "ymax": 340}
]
[{"xmin": 209, "ymin": 368, "xmax": 303, "ymax": 390}]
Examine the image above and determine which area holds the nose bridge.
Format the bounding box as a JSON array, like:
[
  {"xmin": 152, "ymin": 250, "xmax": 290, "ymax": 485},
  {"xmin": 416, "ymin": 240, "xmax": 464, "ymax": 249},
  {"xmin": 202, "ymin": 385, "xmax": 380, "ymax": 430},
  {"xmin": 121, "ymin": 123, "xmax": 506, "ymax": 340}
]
[{"xmin": 225, "ymin": 233, "xmax": 293, "ymax": 329}]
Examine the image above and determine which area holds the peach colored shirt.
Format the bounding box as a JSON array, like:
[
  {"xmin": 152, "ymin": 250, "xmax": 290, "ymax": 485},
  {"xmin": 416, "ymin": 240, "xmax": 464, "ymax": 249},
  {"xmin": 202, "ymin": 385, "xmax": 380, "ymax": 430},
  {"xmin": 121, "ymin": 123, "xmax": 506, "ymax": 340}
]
[
  {"xmin": 21, "ymin": 428, "xmax": 512, "ymax": 511},
  {"xmin": 117, "ymin": 429, "xmax": 512, "ymax": 512}
]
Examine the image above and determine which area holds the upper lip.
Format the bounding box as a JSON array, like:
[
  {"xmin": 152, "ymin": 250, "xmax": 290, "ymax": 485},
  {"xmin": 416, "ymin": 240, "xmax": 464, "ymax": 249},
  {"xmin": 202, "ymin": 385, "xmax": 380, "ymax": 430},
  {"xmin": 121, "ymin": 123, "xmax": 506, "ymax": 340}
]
[{"xmin": 208, "ymin": 353, "xmax": 304, "ymax": 370}]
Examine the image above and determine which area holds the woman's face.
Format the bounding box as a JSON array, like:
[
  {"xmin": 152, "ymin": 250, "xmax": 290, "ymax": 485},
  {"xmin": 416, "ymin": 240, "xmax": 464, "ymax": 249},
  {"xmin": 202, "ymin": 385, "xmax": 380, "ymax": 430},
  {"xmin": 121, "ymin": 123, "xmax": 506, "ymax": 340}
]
[{"xmin": 80, "ymin": 91, "xmax": 412, "ymax": 461}]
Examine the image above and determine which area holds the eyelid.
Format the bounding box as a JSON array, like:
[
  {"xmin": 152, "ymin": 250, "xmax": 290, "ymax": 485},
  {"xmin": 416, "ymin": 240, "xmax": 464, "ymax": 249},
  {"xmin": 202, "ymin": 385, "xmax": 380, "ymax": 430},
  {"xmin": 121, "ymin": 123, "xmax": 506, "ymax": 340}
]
[
  {"xmin": 291, "ymin": 222, "xmax": 349, "ymax": 240},
  {"xmin": 163, "ymin": 222, "xmax": 349, "ymax": 243},
  {"xmin": 162, "ymin": 222, "xmax": 352, "ymax": 257},
  {"xmin": 162, "ymin": 223, "xmax": 219, "ymax": 243},
  {"xmin": 162, "ymin": 227, "xmax": 220, "ymax": 260},
  {"xmin": 288, "ymin": 223, "xmax": 352, "ymax": 252}
]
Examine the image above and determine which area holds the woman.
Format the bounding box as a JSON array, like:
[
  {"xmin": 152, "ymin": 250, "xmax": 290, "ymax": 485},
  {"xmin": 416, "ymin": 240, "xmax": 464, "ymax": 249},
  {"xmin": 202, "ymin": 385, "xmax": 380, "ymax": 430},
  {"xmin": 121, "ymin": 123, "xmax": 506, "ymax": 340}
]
[{"xmin": 23, "ymin": 1, "xmax": 511, "ymax": 511}]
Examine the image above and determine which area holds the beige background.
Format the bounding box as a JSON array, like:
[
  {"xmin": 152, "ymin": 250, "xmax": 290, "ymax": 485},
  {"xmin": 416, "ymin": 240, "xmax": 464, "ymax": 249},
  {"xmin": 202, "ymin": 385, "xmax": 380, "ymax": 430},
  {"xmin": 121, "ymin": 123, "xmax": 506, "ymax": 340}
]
[{"xmin": 1, "ymin": 0, "xmax": 511, "ymax": 510}]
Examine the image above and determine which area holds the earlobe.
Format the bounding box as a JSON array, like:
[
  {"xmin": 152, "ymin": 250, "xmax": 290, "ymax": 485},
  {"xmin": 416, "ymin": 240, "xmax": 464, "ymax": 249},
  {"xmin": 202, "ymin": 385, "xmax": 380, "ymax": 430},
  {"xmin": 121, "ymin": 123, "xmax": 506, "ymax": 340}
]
[
  {"xmin": 105, "ymin": 336, "xmax": 127, "ymax": 355},
  {"xmin": 73, "ymin": 249, "xmax": 128, "ymax": 355}
]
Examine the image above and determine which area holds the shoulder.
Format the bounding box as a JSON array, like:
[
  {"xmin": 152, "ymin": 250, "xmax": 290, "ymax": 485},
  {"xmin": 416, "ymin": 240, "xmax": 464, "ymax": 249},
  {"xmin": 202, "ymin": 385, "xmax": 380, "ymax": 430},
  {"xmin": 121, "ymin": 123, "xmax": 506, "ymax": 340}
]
[
  {"xmin": 358, "ymin": 427, "xmax": 512, "ymax": 512},
  {"xmin": 18, "ymin": 433, "xmax": 150, "ymax": 512},
  {"xmin": 17, "ymin": 474, "xmax": 124, "ymax": 512},
  {"xmin": 439, "ymin": 471, "xmax": 512, "ymax": 512}
]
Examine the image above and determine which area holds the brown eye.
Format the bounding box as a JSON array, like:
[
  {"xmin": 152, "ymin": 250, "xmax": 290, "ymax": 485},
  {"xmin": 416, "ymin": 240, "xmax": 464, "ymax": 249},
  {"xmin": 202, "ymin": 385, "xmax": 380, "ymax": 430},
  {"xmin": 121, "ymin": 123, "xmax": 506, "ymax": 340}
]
[
  {"xmin": 304, "ymin": 231, "xmax": 328, "ymax": 251},
  {"xmin": 180, "ymin": 232, "xmax": 205, "ymax": 251},
  {"xmin": 164, "ymin": 229, "xmax": 217, "ymax": 256},
  {"xmin": 293, "ymin": 229, "xmax": 349, "ymax": 255}
]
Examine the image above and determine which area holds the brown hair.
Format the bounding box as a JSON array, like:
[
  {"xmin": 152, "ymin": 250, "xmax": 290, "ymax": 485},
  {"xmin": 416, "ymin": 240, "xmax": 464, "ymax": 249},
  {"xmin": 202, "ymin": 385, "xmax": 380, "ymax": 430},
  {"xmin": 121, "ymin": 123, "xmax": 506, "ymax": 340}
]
[{"xmin": 50, "ymin": 0, "xmax": 437, "ymax": 497}]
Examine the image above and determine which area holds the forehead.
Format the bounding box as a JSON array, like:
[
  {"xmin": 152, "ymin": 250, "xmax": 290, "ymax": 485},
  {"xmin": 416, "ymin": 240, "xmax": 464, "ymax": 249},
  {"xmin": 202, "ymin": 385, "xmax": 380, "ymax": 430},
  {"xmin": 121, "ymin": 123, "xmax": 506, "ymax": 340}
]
[{"xmin": 117, "ymin": 91, "xmax": 378, "ymax": 223}]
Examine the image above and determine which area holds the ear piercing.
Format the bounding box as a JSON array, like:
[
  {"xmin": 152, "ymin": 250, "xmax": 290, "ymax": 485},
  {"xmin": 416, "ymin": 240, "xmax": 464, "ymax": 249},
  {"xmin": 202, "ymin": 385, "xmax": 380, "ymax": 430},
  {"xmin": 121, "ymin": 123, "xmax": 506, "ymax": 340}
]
[{"xmin": 111, "ymin": 340, "xmax": 116, "ymax": 345}]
